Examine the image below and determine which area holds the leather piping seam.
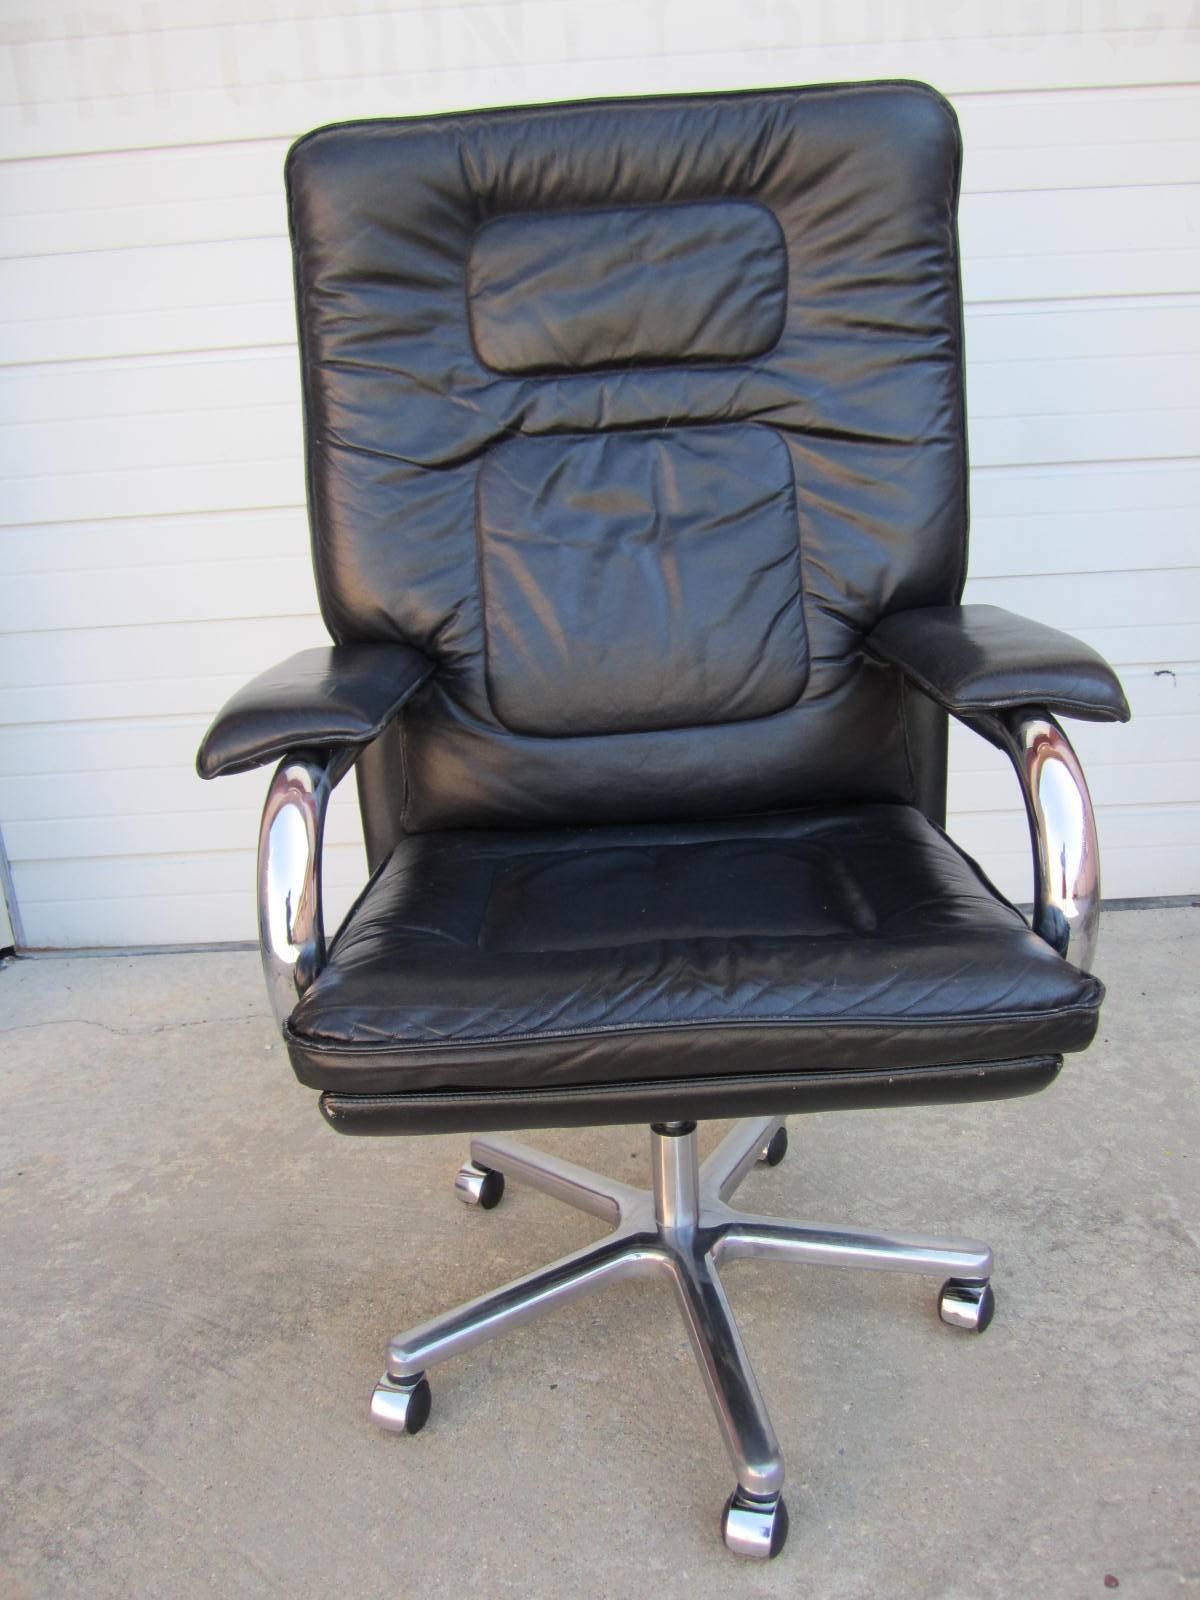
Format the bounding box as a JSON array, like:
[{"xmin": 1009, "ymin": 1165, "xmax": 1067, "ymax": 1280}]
[
  {"xmin": 200, "ymin": 665, "xmax": 435, "ymax": 779},
  {"xmin": 398, "ymin": 693, "xmax": 413, "ymax": 834},
  {"xmin": 895, "ymin": 666, "xmax": 919, "ymax": 806},
  {"xmin": 324, "ymin": 843, "xmax": 401, "ymax": 963},
  {"xmin": 862, "ymin": 648, "xmax": 1128, "ymax": 723},
  {"xmin": 285, "ymin": 997, "xmax": 1101, "ymax": 1056},
  {"xmin": 472, "ymin": 422, "xmax": 810, "ymax": 740},
  {"xmin": 924, "ymin": 813, "xmax": 1029, "ymax": 922},
  {"xmin": 464, "ymin": 196, "xmax": 789, "ymax": 379},
  {"xmin": 285, "ymin": 80, "xmax": 960, "ymax": 168},
  {"xmin": 317, "ymin": 1056, "xmax": 1061, "ymax": 1109}
]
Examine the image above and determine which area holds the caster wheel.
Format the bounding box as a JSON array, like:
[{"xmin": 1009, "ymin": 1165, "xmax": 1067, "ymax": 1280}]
[
  {"xmin": 938, "ymin": 1277, "xmax": 995, "ymax": 1333},
  {"xmin": 370, "ymin": 1373, "xmax": 431, "ymax": 1435},
  {"xmin": 758, "ymin": 1126, "xmax": 788, "ymax": 1168},
  {"xmin": 721, "ymin": 1489, "xmax": 789, "ymax": 1559},
  {"xmin": 455, "ymin": 1161, "xmax": 505, "ymax": 1210}
]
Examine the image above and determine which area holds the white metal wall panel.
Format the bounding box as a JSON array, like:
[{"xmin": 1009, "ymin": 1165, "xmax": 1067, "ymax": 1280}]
[
  {"xmin": 0, "ymin": 840, "xmax": 13, "ymax": 948},
  {"xmin": 0, "ymin": 0, "xmax": 1196, "ymax": 947}
]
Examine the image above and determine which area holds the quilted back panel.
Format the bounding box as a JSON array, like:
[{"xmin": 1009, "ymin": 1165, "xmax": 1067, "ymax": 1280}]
[{"xmin": 286, "ymin": 83, "xmax": 967, "ymax": 831}]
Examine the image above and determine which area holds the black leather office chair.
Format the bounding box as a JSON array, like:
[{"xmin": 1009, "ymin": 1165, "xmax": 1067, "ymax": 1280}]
[{"xmin": 197, "ymin": 83, "xmax": 1129, "ymax": 1559}]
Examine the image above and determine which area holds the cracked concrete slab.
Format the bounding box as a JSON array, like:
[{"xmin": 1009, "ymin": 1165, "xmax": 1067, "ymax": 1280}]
[{"xmin": 0, "ymin": 909, "xmax": 1197, "ymax": 1599}]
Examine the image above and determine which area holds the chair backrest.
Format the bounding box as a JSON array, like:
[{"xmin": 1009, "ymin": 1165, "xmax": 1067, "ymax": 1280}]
[{"xmin": 285, "ymin": 83, "xmax": 966, "ymax": 845}]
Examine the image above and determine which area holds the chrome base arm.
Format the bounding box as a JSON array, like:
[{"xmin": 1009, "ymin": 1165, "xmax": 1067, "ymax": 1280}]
[
  {"xmin": 979, "ymin": 709, "xmax": 1102, "ymax": 972},
  {"xmin": 378, "ymin": 1118, "xmax": 992, "ymax": 1513},
  {"xmin": 257, "ymin": 749, "xmax": 354, "ymax": 1027}
]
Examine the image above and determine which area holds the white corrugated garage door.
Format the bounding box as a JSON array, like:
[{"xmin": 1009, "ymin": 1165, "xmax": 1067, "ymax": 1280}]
[{"xmin": 0, "ymin": 2, "xmax": 1197, "ymax": 947}]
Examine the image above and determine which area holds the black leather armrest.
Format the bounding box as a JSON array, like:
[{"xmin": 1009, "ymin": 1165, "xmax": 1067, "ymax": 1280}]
[
  {"xmin": 864, "ymin": 605, "xmax": 1130, "ymax": 724},
  {"xmin": 196, "ymin": 644, "xmax": 434, "ymax": 779}
]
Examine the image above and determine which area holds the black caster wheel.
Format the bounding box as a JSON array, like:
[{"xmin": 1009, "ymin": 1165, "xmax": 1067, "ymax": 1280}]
[
  {"xmin": 454, "ymin": 1161, "xmax": 505, "ymax": 1210},
  {"xmin": 758, "ymin": 1126, "xmax": 788, "ymax": 1168},
  {"xmin": 370, "ymin": 1372, "xmax": 432, "ymax": 1434},
  {"xmin": 938, "ymin": 1277, "xmax": 995, "ymax": 1333},
  {"xmin": 722, "ymin": 1490, "xmax": 789, "ymax": 1559}
]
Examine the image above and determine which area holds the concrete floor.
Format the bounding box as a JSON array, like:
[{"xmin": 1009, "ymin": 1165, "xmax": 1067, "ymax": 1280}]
[{"xmin": 1, "ymin": 908, "xmax": 1197, "ymax": 1600}]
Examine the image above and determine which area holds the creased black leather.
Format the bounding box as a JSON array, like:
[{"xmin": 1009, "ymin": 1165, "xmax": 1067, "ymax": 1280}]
[
  {"xmin": 318, "ymin": 1057, "xmax": 1064, "ymax": 1135},
  {"xmin": 467, "ymin": 200, "xmax": 787, "ymax": 373},
  {"xmin": 477, "ymin": 426, "xmax": 809, "ymax": 736},
  {"xmin": 865, "ymin": 605, "xmax": 1130, "ymax": 723},
  {"xmin": 196, "ymin": 644, "xmax": 433, "ymax": 779},
  {"xmin": 285, "ymin": 82, "xmax": 967, "ymax": 833},
  {"xmin": 285, "ymin": 804, "xmax": 1102, "ymax": 1096},
  {"xmin": 196, "ymin": 85, "xmax": 1128, "ymax": 1137}
]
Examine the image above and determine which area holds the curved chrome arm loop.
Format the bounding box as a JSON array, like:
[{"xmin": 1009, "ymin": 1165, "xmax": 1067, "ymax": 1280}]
[
  {"xmin": 257, "ymin": 752, "xmax": 348, "ymax": 1027},
  {"xmin": 989, "ymin": 710, "xmax": 1101, "ymax": 973}
]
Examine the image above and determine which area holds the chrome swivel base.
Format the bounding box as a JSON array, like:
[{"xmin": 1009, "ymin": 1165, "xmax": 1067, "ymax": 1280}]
[{"xmin": 371, "ymin": 1117, "xmax": 993, "ymax": 1559}]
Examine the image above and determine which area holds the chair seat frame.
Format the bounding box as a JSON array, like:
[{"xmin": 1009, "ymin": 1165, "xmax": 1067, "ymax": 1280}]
[{"xmin": 253, "ymin": 705, "xmax": 1098, "ymax": 1557}]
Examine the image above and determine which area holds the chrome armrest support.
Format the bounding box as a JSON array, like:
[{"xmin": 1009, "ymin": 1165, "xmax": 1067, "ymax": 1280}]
[
  {"xmin": 984, "ymin": 709, "xmax": 1101, "ymax": 973},
  {"xmin": 257, "ymin": 750, "xmax": 353, "ymax": 1028}
]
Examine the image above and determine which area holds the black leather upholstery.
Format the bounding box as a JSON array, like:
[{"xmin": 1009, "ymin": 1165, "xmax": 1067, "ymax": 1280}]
[
  {"xmin": 865, "ymin": 606, "xmax": 1132, "ymax": 724},
  {"xmin": 318, "ymin": 1056, "xmax": 1065, "ymax": 1137},
  {"xmin": 286, "ymin": 804, "xmax": 1101, "ymax": 1101},
  {"xmin": 193, "ymin": 84, "xmax": 1128, "ymax": 1134},
  {"xmin": 466, "ymin": 200, "xmax": 788, "ymax": 373},
  {"xmin": 285, "ymin": 83, "xmax": 968, "ymax": 834},
  {"xmin": 196, "ymin": 644, "xmax": 432, "ymax": 779}
]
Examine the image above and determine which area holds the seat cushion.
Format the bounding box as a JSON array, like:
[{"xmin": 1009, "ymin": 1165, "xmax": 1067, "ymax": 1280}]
[{"xmin": 285, "ymin": 804, "xmax": 1102, "ymax": 1096}]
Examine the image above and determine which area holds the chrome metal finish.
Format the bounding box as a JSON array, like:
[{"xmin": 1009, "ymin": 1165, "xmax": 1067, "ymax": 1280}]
[
  {"xmin": 454, "ymin": 1161, "xmax": 504, "ymax": 1209},
  {"xmin": 256, "ymin": 752, "xmax": 349, "ymax": 1026},
  {"xmin": 386, "ymin": 1232, "xmax": 664, "ymax": 1381},
  {"xmin": 714, "ymin": 1216, "xmax": 992, "ymax": 1280},
  {"xmin": 722, "ymin": 1490, "xmax": 789, "ymax": 1559},
  {"xmin": 938, "ymin": 1277, "xmax": 996, "ymax": 1333},
  {"xmin": 469, "ymin": 1134, "xmax": 639, "ymax": 1225},
  {"xmin": 370, "ymin": 1372, "xmax": 431, "ymax": 1434},
  {"xmin": 652, "ymin": 1122, "xmax": 701, "ymax": 1229},
  {"xmin": 993, "ymin": 710, "xmax": 1102, "ymax": 971},
  {"xmin": 701, "ymin": 1116, "xmax": 784, "ymax": 1203},
  {"xmin": 374, "ymin": 1117, "xmax": 995, "ymax": 1552},
  {"xmin": 670, "ymin": 1247, "xmax": 783, "ymax": 1498}
]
